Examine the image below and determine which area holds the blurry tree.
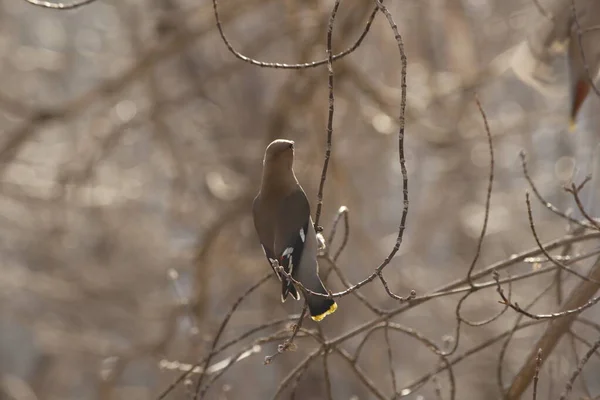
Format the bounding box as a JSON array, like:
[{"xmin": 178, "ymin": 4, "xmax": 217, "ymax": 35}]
[{"xmin": 1, "ymin": 0, "xmax": 599, "ymax": 399}]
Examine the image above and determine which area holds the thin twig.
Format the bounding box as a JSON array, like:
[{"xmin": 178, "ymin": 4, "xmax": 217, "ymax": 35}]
[
  {"xmin": 520, "ymin": 151, "xmax": 593, "ymax": 230},
  {"xmin": 193, "ymin": 273, "xmax": 272, "ymax": 398},
  {"xmin": 212, "ymin": 0, "xmax": 378, "ymax": 69},
  {"xmin": 532, "ymin": 349, "xmax": 542, "ymax": 400},
  {"xmin": 314, "ymin": 0, "xmax": 341, "ymax": 231},
  {"xmin": 384, "ymin": 323, "xmax": 399, "ymax": 396},
  {"xmin": 497, "ymin": 279, "xmax": 558, "ymax": 395},
  {"xmin": 525, "ymin": 192, "xmax": 600, "ymax": 284},
  {"xmin": 466, "ymin": 96, "xmax": 494, "ymax": 287},
  {"xmin": 22, "ymin": 0, "xmax": 97, "ymax": 9},
  {"xmin": 505, "ymin": 255, "xmax": 600, "ymax": 398},
  {"xmin": 565, "ymin": 180, "xmax": 600, "ymax": 230},
  {"xmin": 264, "ymin": 302, "xmax": 308, "ymax": 365},
  {"xmin": 558, "ymin": 334, "xmax": 600, "ymax": 400},
  {"xmin": 371, "ymin": 0, "xmax": 411, "ymax": 301}
]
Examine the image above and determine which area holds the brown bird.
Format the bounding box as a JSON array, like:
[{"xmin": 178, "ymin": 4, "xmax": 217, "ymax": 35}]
[
  {"xmin": 510, "ymin": 0, "xmax": 600, "ymax": 131},
  {"xmin": 252, "ymin": 139, "xmax": 337, "ymax": 321}
]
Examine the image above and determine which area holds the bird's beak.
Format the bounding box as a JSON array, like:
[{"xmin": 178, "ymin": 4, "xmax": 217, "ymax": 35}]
[{"xmin": 569, "ymin": 79, "xmax": 590, "ymax": 133}]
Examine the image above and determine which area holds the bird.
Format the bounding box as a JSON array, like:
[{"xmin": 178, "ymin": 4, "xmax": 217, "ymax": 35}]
[
  {"xmin": 509, "ymin": 0, "xmax": 600, "ymax": 132},
  {"xmin": 252, "ymin": 139, "xmax": 337, "ymax": 322}
]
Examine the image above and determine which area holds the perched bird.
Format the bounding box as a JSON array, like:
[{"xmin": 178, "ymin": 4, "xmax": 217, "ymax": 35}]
[
  {"xmin": 510, "ymin": 0, "xmax": 600, "ymax": 131},
  {"xmin": 252, "ymin": 139, "xmax": 337, "ymax": 321}
]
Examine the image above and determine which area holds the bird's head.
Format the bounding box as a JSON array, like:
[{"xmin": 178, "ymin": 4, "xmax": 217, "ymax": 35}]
[{"xmin": 264, "ymin": 139, "xmax": 295, "ymax": 169}]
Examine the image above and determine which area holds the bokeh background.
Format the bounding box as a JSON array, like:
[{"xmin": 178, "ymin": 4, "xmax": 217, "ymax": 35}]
[{"xmin": 1, "ymin": 0, "xmax": 600, "ymax": 399}]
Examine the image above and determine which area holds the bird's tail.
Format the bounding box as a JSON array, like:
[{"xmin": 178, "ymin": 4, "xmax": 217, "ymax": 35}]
[
  {"xmin": 281, "ymin": 279, "xmax": 299, "ymax": 302},
  {"xmin": 280, "ymin": 275, "xmax": 336, "ymax": 321},
  {"xmin": 308, "ymin": 295, "xmax": 337, "ymax": 322},
  {"xmin": 569, "ymin": 79, "xmax": 590, "ymax": 133},
  {"xmin": 303, "ymin": 276, "xmax": 337, "ymax": 322}
]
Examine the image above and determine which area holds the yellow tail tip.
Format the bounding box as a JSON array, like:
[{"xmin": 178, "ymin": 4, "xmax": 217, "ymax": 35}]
[
  {"xmin": 569, "ymin": 120, "xmax": 577, "ymax": 133},
  {"xmin": 310, "ymin": 302, "xmax": 338, "ymax": 322}
]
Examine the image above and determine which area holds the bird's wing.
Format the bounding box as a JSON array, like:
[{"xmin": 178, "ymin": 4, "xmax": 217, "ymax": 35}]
[
  {"xmin": 252, "ymin": 194, "xmax": 281, "ymax": 280},
  {"xmin": 509, "ymin": 0, "xmax": 575, "ymax": 96},
  {"xmin": 273, "ymin": 190, "xmax": 311, "ymax": 280}
]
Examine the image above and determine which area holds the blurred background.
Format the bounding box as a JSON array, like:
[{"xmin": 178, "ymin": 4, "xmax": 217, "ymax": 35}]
[{"xmin": 1, "ymin": 0, "xmax": 600, "ymax": 399}]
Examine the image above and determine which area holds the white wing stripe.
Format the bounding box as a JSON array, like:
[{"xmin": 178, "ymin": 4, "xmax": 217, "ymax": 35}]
[{"xmin": 282, "ymin": 247, "xmax": 294, "ymax": 258}]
